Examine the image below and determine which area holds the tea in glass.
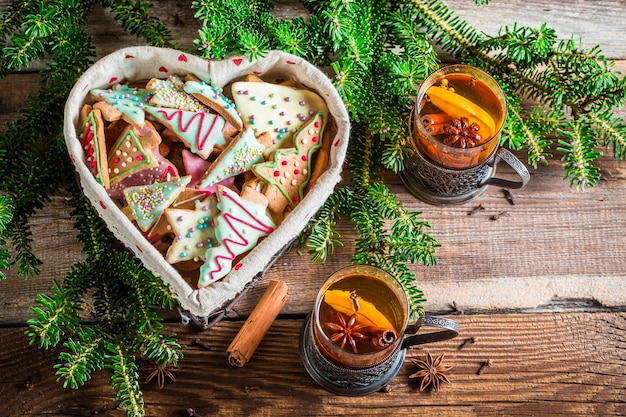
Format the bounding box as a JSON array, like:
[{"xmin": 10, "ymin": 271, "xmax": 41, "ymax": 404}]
[
  {"xmin": 312, "ymin": 265, "xmax": 409, "ymax": 369},
  {"xmin": 414, "ymin": 67, "xmax": 506, "ymax": 170}
]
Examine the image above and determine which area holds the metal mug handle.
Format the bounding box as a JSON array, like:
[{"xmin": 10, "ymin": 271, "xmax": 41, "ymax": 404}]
[
  {"xmin": 481, "ymin": 148, "xmax": 530, "ymax": 190},
  {"xmin": 401, "ymin": 316, "xmax": 460, "ymax": 349}
]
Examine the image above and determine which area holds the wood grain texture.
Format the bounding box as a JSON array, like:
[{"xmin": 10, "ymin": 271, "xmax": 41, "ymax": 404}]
[
  {"xmin": 0, "ymin": 313, "xmax": 624, "ymax": 416},
  {"xmin": 1, "ymin": 2, "xmax": 626, "ymax": 416}
]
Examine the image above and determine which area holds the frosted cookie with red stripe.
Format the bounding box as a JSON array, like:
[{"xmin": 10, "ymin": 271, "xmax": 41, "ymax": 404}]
[
  {"xmin": 184, "ymin": 79, "xmax": 243, "ymax": 130},
  {"xmin": 231, "ymin": 81, "xmax": 328, "ymax": 155},
  {"xmin": 79, "ymin": 105, "xmax": 110, "ymax": 188},
  {"xmin": 145, "ymin": 107, "xmax": 229, "ymax": 159},
  {"xmin": 252, "ymin": 112, "xmax": 326, "ymax": 213},
  {"xmin": 198, "ymin": 186, "xmax": 275, "ymax": 287},
  {"xmin": 123, "ymin": 175, "xmax": 191, "ymax": 232},
  {"xmin": 91, "ymin": 85, "xmax": 153, "ymax": 126},
  {"xmin": 107, "ymin": 121, "xmax": 162, "ymax": 185},
  {"xmin": 196, "ymin": 128, "xmax": 271, "ymax": 190}
]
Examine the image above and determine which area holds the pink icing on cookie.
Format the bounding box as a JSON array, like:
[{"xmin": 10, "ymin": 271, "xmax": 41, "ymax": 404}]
[
  {"xmin": 181, "ymin": 149, "xmax": 237, "ymax": 194},
  {"xmin": 107, "ymin": 148, "xmax": 178, "ymax": 199}
]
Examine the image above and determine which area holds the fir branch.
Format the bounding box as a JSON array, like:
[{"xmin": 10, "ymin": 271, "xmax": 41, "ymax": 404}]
[
  {"xmin": 588, "ymin": 110, "xmax": 626, "ymax": 161},
  {"xmin": 300, "ymin": 188, "xmax": 352, "ymax": 262},
  {"xmin": 106, "ymin": 341, "xmax": 145, "ymax": 417},
  {"xmin": 26, "ymin": 279, "xmax": 82, "ymax": 349},
  {"xmin": 132, "ymin": 332, "xmax": 183, "ymax": 367},
  {"xmin": 55, "ymin": 327, "xmax": 107, "ymax": 389},
  {"xmin": 557, "ymin": 120, "xmax": 603, "ymax": 189},
  {"xmin": 0, "ymin": 194, "xmax": 14, "ymax": 279},
  {"xmin": 97, "ymin": 0, "xmax": 176, "ymax": 48}
]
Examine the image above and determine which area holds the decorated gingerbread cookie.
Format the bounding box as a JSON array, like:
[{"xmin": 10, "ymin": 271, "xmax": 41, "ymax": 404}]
[
  {"xmin": 107, "ymin": 121, "xmax": 162, "ymax": 185},
  {"xmin": 145, "ymin": 106, "xmax": 229, "ymax": 159},
  {"xmin": 196, "ymin": 128, "xmax": 271, "ymax": 190},
  {"xmin": 198, "ymin": 185, "xmax": 275, "ymax": 287},
  {"xmin": 146, "ymin": 75, "xmax": 210, "ymax": 112},
  {"xmin": 106, "ymin": 146, "xmax": 179, "ymax": 199},
  {"xmin": 123, "ymin": 175, "xmax": 191, "ymax": 232},
  {"xmin": 164, "ymin": 195, "xmax": 219, "ymax": 264},
  {"xmin": 79, "ymin": 105, "xmax": 110, "ymax": 189},
  {"xmin": 91, "ymin": 85, "xmax": 153, "ymax": 126},
  {"xmin": 180, "ymin": 149, "xmax": 237, "ymax": 194},
  {"xmin": 253, "ymin": 112, "xmax": 326, "ymax": 213},
  {"xmin": 231, "ymin": 81, "xmax": 329, "ymax": 155},
  {"xmin": 183, "ymin": 79, "xmax": 243, "ymax": 130}
]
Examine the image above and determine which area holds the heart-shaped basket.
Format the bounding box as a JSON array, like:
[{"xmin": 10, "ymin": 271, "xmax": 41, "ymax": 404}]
[{"xmin": 63, "ymin": 46, "xmax": 350, "ymax": 324}]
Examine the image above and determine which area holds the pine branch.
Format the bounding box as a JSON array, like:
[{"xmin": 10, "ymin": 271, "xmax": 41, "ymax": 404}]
[
  {"xmin": 0, "ymin": 194, "xmax": 14, "ymax": 279},
  {"xmin": 106, "ymin": 341, "xmax": 144, "ymax": 417},
  {"xmin": 55, "ymin": 327, "xmax": 107, "ymax": 389},
  {"xmin": 97, "ymin": 0, "xmax": 176, "ymax": 48}
]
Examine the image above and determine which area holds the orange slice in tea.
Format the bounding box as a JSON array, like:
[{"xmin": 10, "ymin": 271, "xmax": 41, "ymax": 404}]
[
  {"xmin": 323, "ymin": 289, "xmax": 396, "ymax": 330},
  {"xmin": 426, "ymin": 86, "xmax": 497, "ymax": 140}
]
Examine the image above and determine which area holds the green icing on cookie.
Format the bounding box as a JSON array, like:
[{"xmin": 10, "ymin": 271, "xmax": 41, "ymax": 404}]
[
  {"xmin": 196, "ymin": 128, "xmax": 265, "ymax": 189},
  {"xmin": 91, "ymin": 85, "xmax": 152, "ymax": 126},
  {"xmin": 253, "ymin": 112, "xmax": 325, "ymax": 207},
  {"xmin": 124, "ymin": 175, "xmax": 191, "ymax": 232}
]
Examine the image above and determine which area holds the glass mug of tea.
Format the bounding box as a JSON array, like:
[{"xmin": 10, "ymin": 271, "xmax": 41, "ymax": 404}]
[
  {"xmin": 400, "ymin": 64, "xmax": 530, "ymax": 205},
  {"xmin": 299, "ymin": 265, "xmax": 459, "ymax": 395}
]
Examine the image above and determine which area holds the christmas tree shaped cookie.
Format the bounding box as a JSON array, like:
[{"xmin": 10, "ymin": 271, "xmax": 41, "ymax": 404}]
[
  {"xmin": 231, "ymin": 81, "xmax": 329, "ymax": 155},
  {"xmin": 90, "ymin": 85, "xmax": 153, "ymax": 126},
  {"xmin": 196, "ymin": 128, "xmax": 270, "ymax": 189},
  {"xmin": 107, "ymin": 121, "xmax": 162, "ymax": 184},
  {"xmin": 184, "ymin": 79, "xmax": 243, "ymax": 130},
  {"xmin": 253, "ymin": 112, "xmax": 326, "ymax": 213},
  {"xmin": 145, "ymin": 107, "xmax": 228, "ymax": 159},
  {"xmin": 79, "ymin": 105, "xmax": 110, "ymax": 188},
  {"xmin": 107, "ymin": 146, "xmax": 179, "ymax": 199},
  {"xmin": 146, "ymin": 75, "xmax": 210, "ymax": 112},
  {"xmin": 164, "ymin": 195, "xmax": 219, "ymax": 264},
  {"xmin": 123, "ymin": 175, "xmax": 191, "ymax": 232},
  {"xmin": 198, "ymin": 186, "xmax": 275, "ymax": 287},
  {"xmin": 181, "ymin": 149, "xmax": 237, "ymax": 193}
]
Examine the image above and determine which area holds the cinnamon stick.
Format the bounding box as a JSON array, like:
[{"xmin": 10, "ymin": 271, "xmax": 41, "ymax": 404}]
[{"xmin": 226, "ymin": 280, "xmax": 288, "ymax": 367}]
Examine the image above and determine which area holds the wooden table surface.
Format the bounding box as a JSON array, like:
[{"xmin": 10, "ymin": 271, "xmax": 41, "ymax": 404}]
[{"xmin": 1, "ymin": 1, "xmax": 625, "ymax": 416}]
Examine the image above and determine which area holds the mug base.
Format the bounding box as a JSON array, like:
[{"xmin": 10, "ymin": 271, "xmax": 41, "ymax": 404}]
[
  {"xmin": 299, "ymin": 314, "xmax": 406, "ymax": 396},
  {"xmin": 399, "ymin": 169, "xmax": 490, "ymax": 206}
]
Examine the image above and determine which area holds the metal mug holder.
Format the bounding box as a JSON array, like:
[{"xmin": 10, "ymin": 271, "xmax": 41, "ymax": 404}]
[
  {"xmin": 299, "ymin": 314, "xmax": 459, "ymax": 396},
  {"xmin": 400, "ymin": 144, "xmax": 530, "ymax": 206}
]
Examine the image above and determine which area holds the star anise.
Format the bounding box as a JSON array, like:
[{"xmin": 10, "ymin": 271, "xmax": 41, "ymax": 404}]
[
  {"xmin": 141, "ymin": 360, "xmax": 180, "ymax": 389},
  {"xmin": 325, "ymin": 311, "xmax": 368, "ymax": 353},
  {"xmin": 409, "ymin": 352, "xmax": 452, "ymax": 392},
  {"xmin": 443, "ymin": 117, "xmax": 482, "ymax": 148}
]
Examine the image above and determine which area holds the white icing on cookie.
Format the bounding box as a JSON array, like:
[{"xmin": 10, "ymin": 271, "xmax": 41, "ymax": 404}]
[
  {"xmin": 198, "ymin": 186, "xmax": 275, "ymax": 287},
  {"xmin": 196, "ymin": 128, "xmax": 266, "ymax": 189},
  {"xmin": 184, "ymin": 80, "xmax": 243, "ymax": 130},
  {"xmin": 231, "ymin": 81, "xmax": 328, "ymax": 156}
]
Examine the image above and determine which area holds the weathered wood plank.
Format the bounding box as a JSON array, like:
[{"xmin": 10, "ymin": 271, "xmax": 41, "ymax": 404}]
[
  {"xmin": 443, "ymin": 0, "xmax": 626, "ymax": 59},
  {"xmin": 1, "ymin": 313, "xmax": 624, "ymax": 416},
  {"xmin": 1, "ymin": 147, "xmax": 625, "ymax": 324}
]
